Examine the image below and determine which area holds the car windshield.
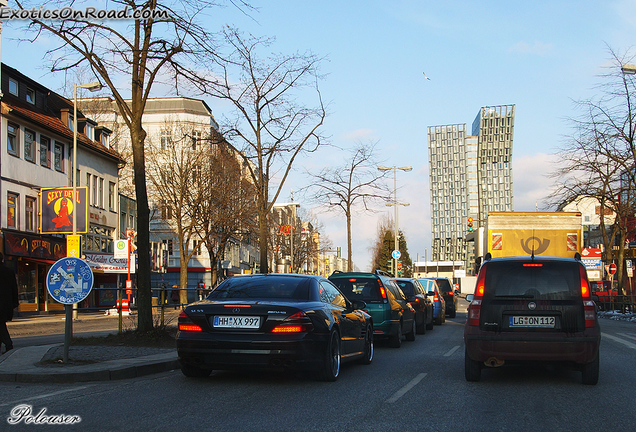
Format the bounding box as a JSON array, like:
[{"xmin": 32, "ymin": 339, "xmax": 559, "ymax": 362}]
[
  {"xmin": 483, "ymin": 261, "xmax": 582, "ymax": 300},
  {"xmin": 209, "ymin": 276, "xmax": 310, "ymax": 301},
  {"xmin": 330, "ymin": 277, "xmax": 381, "ymax": 302}
]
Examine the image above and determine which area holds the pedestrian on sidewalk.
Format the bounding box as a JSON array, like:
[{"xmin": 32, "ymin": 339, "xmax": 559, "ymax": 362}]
[
  {"xmin": 171, "ymin": 286, "xmax": 180, "ymax": 310},
  {"xmin": 0, "ymin": 252, "xmax": 19, "ymax": 354}
]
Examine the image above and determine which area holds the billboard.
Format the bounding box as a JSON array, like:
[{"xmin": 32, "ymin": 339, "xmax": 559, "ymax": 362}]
[{"xmin": 40, "ymin": 187, "xmax": 88, "ymax": 234}]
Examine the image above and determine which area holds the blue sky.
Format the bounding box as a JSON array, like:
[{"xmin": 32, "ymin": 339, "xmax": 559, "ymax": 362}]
[{"xmin": 2, "ymin": 0, "xmax": 635, "ymax": 270}]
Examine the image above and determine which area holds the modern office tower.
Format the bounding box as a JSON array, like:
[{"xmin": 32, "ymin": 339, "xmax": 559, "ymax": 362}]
[
  {"xmin": 471, "ymin": 105, "xmax": 515, "ymax": 220},
  {"xmin": 428, "ymin": 105, "xmax": 515, "ymax": 264}
]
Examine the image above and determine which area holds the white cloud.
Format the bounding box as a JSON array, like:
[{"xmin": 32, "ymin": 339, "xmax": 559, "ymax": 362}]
[{"xmin": 509, "ymin": 41, "xmax": 553, "ymax": 56}]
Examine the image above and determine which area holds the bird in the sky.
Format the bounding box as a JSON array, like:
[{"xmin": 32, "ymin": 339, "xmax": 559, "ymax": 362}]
[{"xmin": 423, "ymin": 72, "xmax": 431, "ymax": 80}]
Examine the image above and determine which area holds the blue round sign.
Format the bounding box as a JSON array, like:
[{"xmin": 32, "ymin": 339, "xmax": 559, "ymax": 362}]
[
  {"xmin": 392, "ymin": 250, "xmax": 401, "ymax": 260},
  {"xmin": 46, "ymin": 257, "xmax": 94, "ymax": 305}
]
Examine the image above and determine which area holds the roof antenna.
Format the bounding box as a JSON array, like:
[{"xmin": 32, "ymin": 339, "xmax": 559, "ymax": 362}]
[{"xmin": 531, "ymin": 228, "xmax": 535, "ymax": 259}]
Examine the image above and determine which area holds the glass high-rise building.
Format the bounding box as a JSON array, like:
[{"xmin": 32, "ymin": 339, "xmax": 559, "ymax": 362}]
[{"xmin": 428, "ymin": 104, "xmax": 515, "ymax": 266}]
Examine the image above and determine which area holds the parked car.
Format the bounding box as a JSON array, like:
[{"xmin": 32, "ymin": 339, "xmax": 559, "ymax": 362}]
[
  {"xmin": 418, "ymin": 278, "xmax": 446, "ymax": 325},
  {"xmin": 464, "ymin": 253, "xmax": 601, "ymax": 385},
  {"xmin": 176, "ymin": 274, "xmax": 374, "ymax": 381},
  {"xmin": 433, "ymin": 277, "xmax": 458, "ymax": 318},
  {"xmin": 329, "ymin": 270, "xmax": 416, "ymax": 348},
  {"xmin": 395, "ymin": 277, "xmax": 433, "ymax": 334}
]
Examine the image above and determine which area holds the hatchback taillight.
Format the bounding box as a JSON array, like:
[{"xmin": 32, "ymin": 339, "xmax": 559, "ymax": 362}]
[
  {"xmin": 580, "ymin": 265, "xmax": 597, "ymax": 328},
  {"xmin": 468, "ymin": 266, "xmax": 487, "ymax": 326}
]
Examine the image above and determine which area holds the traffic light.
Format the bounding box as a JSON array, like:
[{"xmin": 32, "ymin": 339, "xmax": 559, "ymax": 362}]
[
  {"xmin": 387, "ymin": 260, "xmax": 393, "ymax": 275},
  {"xmin": 467, "ymin": 217, "xmax": 474, "ymax": 233}
]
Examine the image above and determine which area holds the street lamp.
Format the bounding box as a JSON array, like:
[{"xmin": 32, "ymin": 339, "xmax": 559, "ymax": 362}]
[
  {"xmin": 621, "ymin": 64, "xmax": 636, "ymax": 75},
  {"xmin": 378, "ymin": 166, "xmax": 412, "ymax": 276},
  {"xmin": 73, "ymin": 81, "xmax": 103, "ymax": 236}
]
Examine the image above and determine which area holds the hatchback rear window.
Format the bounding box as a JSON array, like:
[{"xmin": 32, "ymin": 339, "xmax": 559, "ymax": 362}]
[
  {"xmin": 396, "ymin": 280, "xmax": 414, "ymax": 297},
  {"xmin": 330, "ymin": 278, "xmax": 381, "ymax": 302},
  {"xmin": 483, "ymin": 261, "xmax": 582, "ymax": 300},
  {"xmin": 436, "ymin": 279, "xmax": 453, "ymax": 295}
]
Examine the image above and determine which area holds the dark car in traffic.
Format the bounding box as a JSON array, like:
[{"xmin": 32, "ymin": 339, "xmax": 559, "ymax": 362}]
[
  {"xmin": 418, "ymin": 278, "xmax": 446, "ymax": 325},
  {"xmin": 464, "ymin": 253, "xmax": 601, "ymax": 385},
  {"xmin": 177, "ymin": 274, "xmax": 374, "ymax": 381},
  {"xmin": 329, "ymin": 270, "xmax": 416, "ymax": 348},
  {"xmin": 433, "ymin": 277, "xmax": 458, "ymax": 318},
  {"xmin": 395, "ymin": 277, "xmax": 433, "ymax": 334}
]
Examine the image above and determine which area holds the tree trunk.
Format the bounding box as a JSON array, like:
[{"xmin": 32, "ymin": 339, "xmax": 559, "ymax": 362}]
[{"xmin": 346, "ymin": 210, "xmax": 352, "ymax": 272}]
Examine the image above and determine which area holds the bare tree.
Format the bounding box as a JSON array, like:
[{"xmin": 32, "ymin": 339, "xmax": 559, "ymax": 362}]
[
  {"xmin": 549, "ymin": 47, "xmax": 636, "ymax": 291},
  {"xmin": 194, "ymin": 131, "xmax": 258, "ymax": 286},
  {"xmin": 203, "ymin": 27, "xmax": 326, "ymax": 274},
  {"xmin": 306, "ymin": 142, "xmax": 389, "ymax": 271},
  {"xmin": 13, "ymin": 0, "xmax": 248, "ymax": 330},
  {"xmin": 146, "ymin": 120, "xmax": 211, "ymax": 305}
]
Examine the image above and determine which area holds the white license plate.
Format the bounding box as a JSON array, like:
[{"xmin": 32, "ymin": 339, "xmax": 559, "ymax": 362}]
[
  {"xmin": 509, "ymin": 316, "xmax": 555, "ymax": 328},
  {"xmin": 213, "ymin": 316, "xmax": 261, "ymax": 329}
]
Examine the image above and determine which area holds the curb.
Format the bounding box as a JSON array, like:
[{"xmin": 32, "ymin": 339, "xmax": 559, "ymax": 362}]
[{"xmin": 0, "ymin": 345, "xmax": 180, "ymax": 383}]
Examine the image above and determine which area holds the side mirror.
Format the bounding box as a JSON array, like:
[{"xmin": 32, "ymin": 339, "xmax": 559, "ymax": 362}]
[
  {"xmin": 427, "ymin": 291, "xmax": 435, "ymax": 296},
  {"xmin": 407, "ymin": 295, "xmax": 416, "ymax": 302},
  {"xmin": 466, "ymin": 294, "xmax": 474, "ymax": 302},
  {"xmin": 351, "ymin": 300, "xmax": 367, "ymax": 311}
]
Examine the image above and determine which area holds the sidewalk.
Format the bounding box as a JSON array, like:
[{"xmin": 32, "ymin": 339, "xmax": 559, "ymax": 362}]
[{"xmin": 0, "ymin": 309, "xmax": 182, "ymax": 383}]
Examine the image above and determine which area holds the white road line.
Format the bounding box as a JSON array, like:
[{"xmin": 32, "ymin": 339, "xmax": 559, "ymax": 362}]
[
  {"xmin": 385, "ymin": 373, "xmax": 427, "ymax": 404},
  {"xmin": 0, "ymin": 386, "xmax": 91, "ymax": 408},
  {"xmin": 617, "ymin": 332, "xmax": 636, "ymax": 342},
  {"xmin": 444, "ymin": 345, "xmax": 460, "ymax": 357},
  {"xmin": 602, "ymin": 333, "xmax": 636, "ymax": 350}
]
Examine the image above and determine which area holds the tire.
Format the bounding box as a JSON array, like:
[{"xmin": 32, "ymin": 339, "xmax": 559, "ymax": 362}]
[
  {"xmin": 180, "ymin": 363, "xmax": 212, "ymax": 378},
  {"xmin": 416, "ymin": 313, "xmax": 426, "ymax": 335},
  {"xmin": 450, "ymin": 308, "xmax": 457, "ymax": 319},
  {"xmin": 359, "ymin": 325, "xmax": 374, "ymax": 365},
  {"xmin": 405, "ymin": 318, "xmax": 416, "ymax": 341},
  {"xmin": 465, "ymin": 347, "xmax": 481, "ymax": 382},
  {"xmin": 319, "ymin": 330, "xmax": 341, "ymax": 381},
  {"xmin": 581, "ymin": 351, "xmax": 599, "ymax": 385},
  {"xmin": 388, "ymin": 322, "xmax": 403, "ymax": 348},
  {"xmin": 426, "ymin": 319, "xmax": 434, "ymax": 330},
  {"xmin": 435, "ymin": 313, "xmax": 442, "ymax": 325}
]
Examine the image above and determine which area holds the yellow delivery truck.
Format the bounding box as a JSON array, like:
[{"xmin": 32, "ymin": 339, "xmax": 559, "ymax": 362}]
[{"xmin": 477, "ymin": 212, "xmax": 583, "ymax": 259}]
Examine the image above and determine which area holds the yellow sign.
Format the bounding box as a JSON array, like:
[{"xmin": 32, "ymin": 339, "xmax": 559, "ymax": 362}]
[{"xmin": 67, "ymin": 234, "xmax": 82, "ymax": 257}]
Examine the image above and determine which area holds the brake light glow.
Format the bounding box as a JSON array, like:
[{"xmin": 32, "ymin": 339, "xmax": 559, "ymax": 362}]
[
  {"xmin": 349, "ymin": 278, "xmax": 357, "ymax": 282},
  {"xmin": 224, "ymin": 304, "xmax": 251, "ymax": 308},
  {"xmin": 468, "ymin": 266, "xmax": 487, "ymax": 326},
  {"xmin": 272, "ymin": 325, "xmax": 302, "ymax": 333},
  {"xmin": 523, "ymin": 263, "xmax": 543, "ymax": 267},
  {"xmin": 579, "ymin": 266, "xmax": 596, "ymax": 327},
  {"xmin": 271, "ymin": 311, "xmax": 313, "ymax": 333},
  {"xmin": 179, "ymin": 323, "xmax": 203, "ymax": 332}
]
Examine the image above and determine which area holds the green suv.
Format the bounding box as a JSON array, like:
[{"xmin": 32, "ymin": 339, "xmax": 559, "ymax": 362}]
[{"xmin": 329, "ymin": 270, "xmax": 416, "ymax": 348}]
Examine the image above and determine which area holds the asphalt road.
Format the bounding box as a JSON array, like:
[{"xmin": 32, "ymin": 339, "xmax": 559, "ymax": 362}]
[{"xmin": 1, "ymin": 300, "xmax": 635, "ymax": 431}]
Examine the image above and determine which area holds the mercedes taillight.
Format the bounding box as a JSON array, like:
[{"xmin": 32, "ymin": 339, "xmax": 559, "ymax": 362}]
[
  {"xmin": 271, "ymin": 311, "xmax": 314, "ymax": 333},
  {"xmin": 178, "ymin": 310, "xmax": 203, "ymax": 332},
  {"xmin": 468, "ymin": 266, "xmax": 487, "ymax": 326},
  {"xmin": 580, "ymin": 265, "xmax": 597, "ymax": 328}
]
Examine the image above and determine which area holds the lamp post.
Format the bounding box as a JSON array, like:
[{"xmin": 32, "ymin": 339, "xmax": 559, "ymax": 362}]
[
  {"xmin": 72, "ymin": 81, "xmax": 103, "ymax": 236},
  {"xmin": 65, "ymin": 81, "xmax": 102, "ymax": 359},
  {"xmin": 621, "ymin": 64, "xmax": 636, "ymax": 75},
  {"xmin": 378, "ymin": 166, "xmax": 412, "ymax": 276}
]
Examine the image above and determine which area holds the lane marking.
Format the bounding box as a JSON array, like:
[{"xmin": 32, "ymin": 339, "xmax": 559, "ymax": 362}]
[
  {"xmin": 444, "ymin": 345, "xmax": 460, "ymax": 357},
  {"xmin": 385, "ymin": 373, "xmax": 427, "ymax": 404},
  {"xmin": 0, "ymin": 386, "xmax": 91, "ymax": 408},
  {"xmin": 617, "ymin": 332, "xmax": 636, "ymax": 342},
  {"xmin": 602, "ymin": 333, "xmax": 636, "ymax": 350}
]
